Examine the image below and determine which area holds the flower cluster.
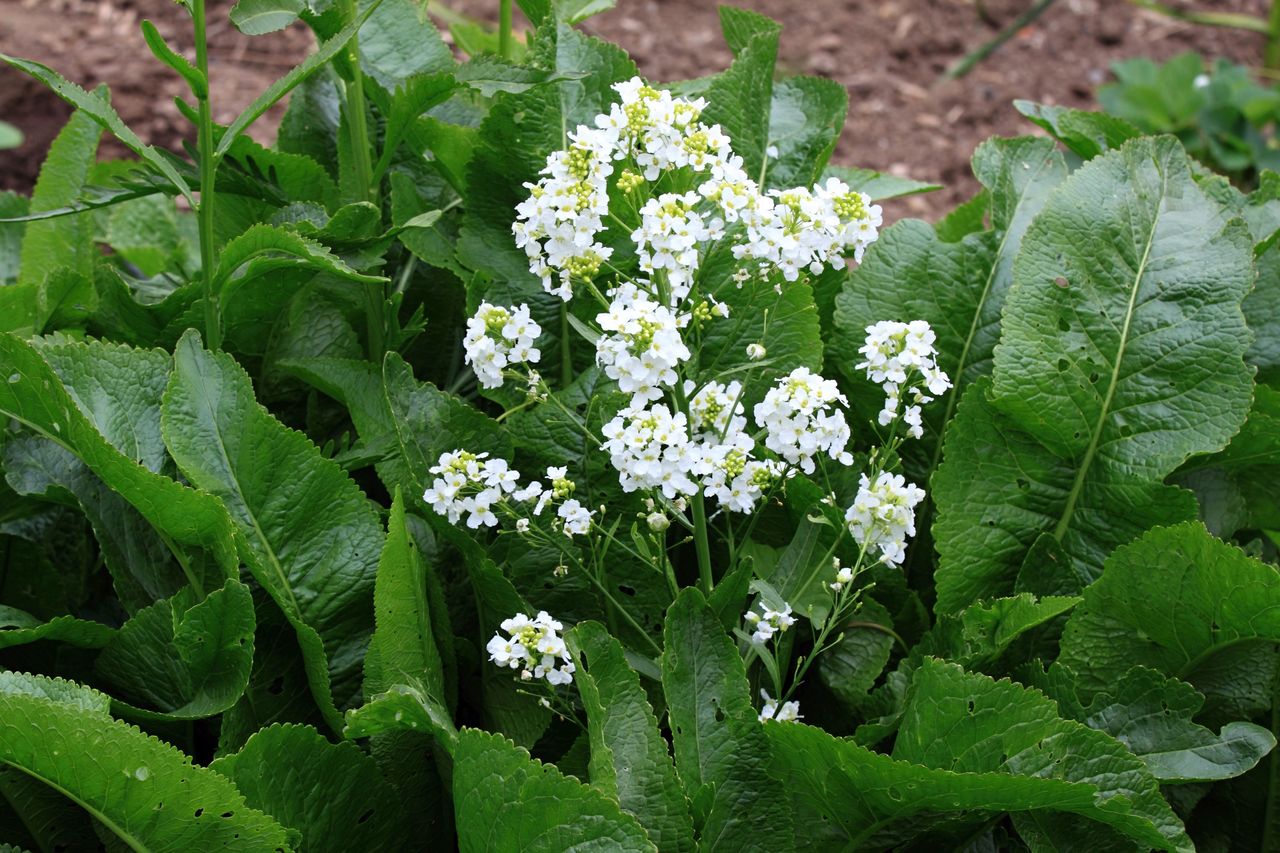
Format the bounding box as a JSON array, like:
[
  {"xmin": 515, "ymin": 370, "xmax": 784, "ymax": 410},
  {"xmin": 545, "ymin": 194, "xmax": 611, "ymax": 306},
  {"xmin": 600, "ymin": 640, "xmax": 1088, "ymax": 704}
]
[
  {"xmin": 596, "ymin": 284, "xmax": 691, "ymax": 405},
  {"xmin": 759, "ymin": 689, "xmax": 801, "ymax": 723},
  {"xmin": 858, "ymin": 320, "xmax": 952, "ymax": 439},
  {"xmin": 734, "ymin": 178, "xmax": 884, "ymax": 280},
  {"xmin": 514, "ymin": 76, "xmax": 882, "ymax": 299},
  {"xmin": 754, "ymin": 368, "xmax": 853, "ymax": 474},
  {"xmin": 745, "ymin": 602, "xmax": 795, "ymax": 644},
  {"xmin": 423, "ymin": 451, "xmax": 521, "ymax": 528},
  {"xmin": 487, "ymin": 611, "xmax": 576, "ymax": 686},
  {"xmin": 600, "ymin": 404, "xmax": 698, "ymax": 498},
  {"xmin": 463, "ymin": 303, "xmax": 542, "ymax": 389},
  {"xmin": 845, "ymin": 472, "xmax": 926, "ymax": 566}
]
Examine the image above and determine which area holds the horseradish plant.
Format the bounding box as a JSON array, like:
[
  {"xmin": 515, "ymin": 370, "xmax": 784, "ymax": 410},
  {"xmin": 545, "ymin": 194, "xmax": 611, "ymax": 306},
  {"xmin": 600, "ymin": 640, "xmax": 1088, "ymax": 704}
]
[
  {"xmin": 1, "ymin": 2, "xmax": 1280, "ymax": 852},
  {"xmin": 426, "ymin": 77, "xmax": 948, "ymax": 716}
]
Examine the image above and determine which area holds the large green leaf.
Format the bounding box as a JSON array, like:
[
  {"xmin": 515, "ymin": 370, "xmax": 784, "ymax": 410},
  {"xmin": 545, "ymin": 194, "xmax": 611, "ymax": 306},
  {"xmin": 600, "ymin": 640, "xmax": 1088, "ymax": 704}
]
[
  {"xmin": 161, "ymin": 330, "xmax": 380, "ymax": 730},
  {"xmin": 0, "ymin": 335, "xmax": 238, "ymax": 588},
  {"xmin": 700, "ymin": 9, "xmax": 780, "ymax": 186},
  {"xmin": 767, "ymin": 658, "xmax": 1191, "ymax": 852},
  {"xmin": 17, "ymin": 105, "xmax": 102, "ymax": 293},
  {"xmin": 210, "ymin": 723, "xmax": 409, "ymax": 852},
  {"xmin": 662, "ymin": 589, "xmax": 791, "ymax": 851},
  {"xmin": 94, "ymin": 578, "xmax": 254, "ymax": 719},
  {"xmin": 451, "ymin": 727, "xmax": 655, "ymax": 852},
  {"xmin": 0, "ymin": 675, "xmax": 295, "ymax": 851},
  {"xmin": 1058, "ymin": 521, "xmax": 1280, "ymax": 723},
  {"xmin": 567, "ymin": 620, "xmax": 695, "ymax": 852},
  {"xmin": 934, "ymin": 137, "xmax": 1254, "ymax": 612},
  {"xmin": 1044, "ymin": 664, "xmax": 1275, "ymax": 783},
  {"xmin": 356, "ymin": 0, "xmax": 454, "ymax": 88},
  {"xmin": 230, "ymin": 0, "xmax": 304, "ymax": 35}
]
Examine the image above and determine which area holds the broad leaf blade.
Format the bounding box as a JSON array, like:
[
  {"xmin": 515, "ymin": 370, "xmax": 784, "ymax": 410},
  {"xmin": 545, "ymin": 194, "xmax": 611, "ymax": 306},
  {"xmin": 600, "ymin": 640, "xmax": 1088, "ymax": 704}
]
[{"xmin": 161, "ymin": 330, "xmax": 381, "ymax": 730}]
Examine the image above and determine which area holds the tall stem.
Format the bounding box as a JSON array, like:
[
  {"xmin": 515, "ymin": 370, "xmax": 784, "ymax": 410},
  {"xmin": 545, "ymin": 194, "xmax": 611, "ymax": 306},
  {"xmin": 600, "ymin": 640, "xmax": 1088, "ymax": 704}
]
[
  {"xmin": 559, "ymin": 303, "xmax": 573, "ymax": 387},
  {"xmin": 498, "ymin": 0, "xmax": 513, "ymax": 60},
  {"xmin": 193, "ymin": 0, "xmax": 220, "ymax": 351},
  {"xmin": 1268, "ymin": 0, "xmax": 1280, "ymax": 71},
  {"xmin": 690, "ymin": 492, "xmax": 714, "ymax": 595}
]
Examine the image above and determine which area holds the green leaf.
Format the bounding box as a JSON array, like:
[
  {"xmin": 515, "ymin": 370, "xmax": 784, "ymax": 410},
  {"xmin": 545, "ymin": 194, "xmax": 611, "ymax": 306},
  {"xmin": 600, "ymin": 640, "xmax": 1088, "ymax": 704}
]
[
  {"xmin": 0, "ymin": 671, "xmax": 111, "ymax": 713},
  {"xmin": 1172, "ymin": 384, "xmax": 1280, "ymax": 536},
  {"xmin": 0, "ymin": 678, "xmax": 295, "ymax": 851},
  {"xmin": 818, "ymin": 599, "xmax": 896, "ymax": 707},
  {"xmin": 833, "ymin": 137, "xmax": 1068, "ymax": 480},
  {"xmin": 934, "ymin": 137, "xmax": 1254, "ymax": 612},
  {"xmin": 1058, "ymin": 521, "xmax": 1280, "ymax": 723},
  {"xmin": 17, "ymin": 104, "xmax": 102, "ymax": 293},
  {"xmin": 94, "ymin": 579, "xmax": 255, "ymax": 719},
  {"xmin": 923, "ymin": 592, "xmax": 1080, "ymax": 671},
  {"xmin": 700, "ymin": 10, "xmax": 780, "ymax": 185},
  {"xmin": 1047, "ymin": 665, "xmax": 1275, "ymax": 783},
  {"xmin": 0, "ymin": 192, "xmax": 28, "ymax": 285},
  {"xmin": 0, "ymin": 57, "xmax": 192, "ymax": 204},
  {"xmin": 662, "ymin": 589, "xmax": 792, "ymax": 851},
  {"xmin": 230, "ymin": 0, "xmax": 304, "ymax": 35},
  {"xmin": 0, "ymin": 121, "xmax": 22, "ymax": 150},
  {"xmin": 0, "ymin": 606, "xmax": 114, "ymax": 652},
  {"xmin": 343, "ymin": 683, "xmax": 456, "ymax": 743},
  {"xmin": 356, "ymin": 0, "xmax": 454, "ymax": 88},
  {"xmin": 105, "ymin": 194, "xmax": 181, "ymax": 278},
  {"xmin": 764, "ymin": 75, "xmax": 847, "ymax": 189},
  {"xmin": 217, "ymin": 0, "xmax": 387, "ymax": 157},
  {"xmin": 0, "ymin": 335, "xmax": 239, "ymax": 587},
  {"xmin": 1014, "ymin": 100, "xmax": 1143, "ymax": 160},
  {"xmin": 364, "ymin": 488, "xmax": 446, "ymax": 700},
  {"xmin": 161, "ymin": 330, "xmax": 381, "ymax": 730},
  {"xmin": 140, "ymin": 21, "xmax": 205, "ymax": 96},
  {"xmin": 567, "ymin": 621, "xmax": 695, "ymax": 852},
  {"xmin": 767, "ymin": 658, "xmax": 1192, "ymax": 851},
  {"xmin": 210, "ymin": 723, "xmax": 409, "ymax": 852},
  {"xmin": 215, "ymin": 223, "xmax": 385, "ymax": 295},
  {"xmin": 822, "ymin": 164, "xmax": 940, "ymax": 201},
  {"xmin": 451, "ymin": 727, "xmax": 656, "ymax": 852}
]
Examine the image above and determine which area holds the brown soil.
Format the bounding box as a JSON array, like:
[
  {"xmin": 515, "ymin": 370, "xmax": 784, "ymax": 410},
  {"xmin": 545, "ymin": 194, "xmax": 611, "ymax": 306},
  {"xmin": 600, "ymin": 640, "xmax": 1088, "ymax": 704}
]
[{"xmin": 0, "ymin": 0, "xmax": 1269, "ymax": 218}]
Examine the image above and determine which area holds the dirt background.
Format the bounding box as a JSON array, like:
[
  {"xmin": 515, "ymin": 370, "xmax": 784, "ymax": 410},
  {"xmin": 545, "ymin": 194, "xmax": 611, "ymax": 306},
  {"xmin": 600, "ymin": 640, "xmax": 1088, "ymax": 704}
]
[{"xmin": 0, "ymin": 0, "xmax": 1270, "ymax": 217}]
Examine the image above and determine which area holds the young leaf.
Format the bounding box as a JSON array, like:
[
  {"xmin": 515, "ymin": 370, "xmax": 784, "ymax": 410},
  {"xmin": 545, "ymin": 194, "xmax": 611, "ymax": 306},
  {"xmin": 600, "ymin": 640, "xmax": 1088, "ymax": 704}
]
[
  {"xmin": 1058, "ymin": 521, "xmax": 1280, "ymax": 723},
  {"xmin": 764, "ymin": 75, "xmax": 847, "ymax": 189},
  {"xmin": 140, "ymin": 21, "xmax": 205, "ymax": 96},
  {"xmin": 161, "ymin": 330, "xmax": 381, "ymax": 730},
  {"xmin": 934, "ymin": 137, "xmax": 1254, "ymax": 612},
  {"xmin": 0, "ymin": 56, "xmax": 192, "ymax": 204},
  {"xmin": 230, "ymin": 0, "xmax": 304, "ymax": 36},
  {"xmin": 210, "ymin": 723, "xmax": 410, "ymax": 852},
  {"xmin": 214, "ymin": 223, "xmax": 386, "ymax": 294},
  {"xmin": 700, "ymin": 9, "xmax": 781, "ymax": 185},
  {"xmin": 662, "ymin": 588, "xmax": 792, "ymax": 851},
  {"xmin": 1014, "ymin": 100, "xmax": 1143, "ymax": 160},
  {"xmin": 451, "ymin": 727, "xmax": 656, "ymax": 852},
  {"xmin": 355, "ymin": 0, "xmax": 455, "ymax": 89},
  {"xmin": 767, "ymin": 658, "xmax": 1192, "ymax": 852},
  {"xmin": 17, "ymin": 105, "xmax": 102, "ymax": 292},
  {"xmin": 94, "ymin": 578, "xmax": 255, "ymax": 719},
  {"xmin": 567, "ymin": 620, "xmax": 696, "ymax": 852},
  {"xmin": 821, "ymin": 165, "xmax": 941, "ymax": 201},
  {"xmin": 0, "ymin": 676, "xmax": 295, "ymax": 850}
]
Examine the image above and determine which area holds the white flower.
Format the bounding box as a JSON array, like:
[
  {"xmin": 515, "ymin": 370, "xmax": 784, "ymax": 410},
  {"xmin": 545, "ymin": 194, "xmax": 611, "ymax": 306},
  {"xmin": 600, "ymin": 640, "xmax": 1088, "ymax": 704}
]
[
  {"xmin": 595, "ymin": 283, "xmax": 691, "ymax": 405},
  {"xmin": 845, "ymin": 472, "xmax": 926, "ymax": 566},
  {"xmin": 746, "ymin": 343, "xmax": 767, "ymax": 361},
  {"xmin": 753, "ymin": 367, "xmax": 853, "ymax": 474},
  {"xmin": 558, "ymin": 499, "xmax": 593, "ymax": 537},
  {"xmin": 488, "ymin": 611, "xmax": 575, "ymax": 686},
  {"xmin": 631, "ymin": 192, "xmax": 717, "ymax": 302},
  {"xmin": 858, "ymin": 320, "xmax": 951, "ymax": 439},
  {"xmin": 759, "ymin": 689, "xmax": 801, "ymax": 723},
  {"xmin": 424, "ymin": 450, "xmax": 525, "ymax": 525},
  {"xmin": 746, "ymin": 602, "xmax": 795, "ymax": 644},
  {"xmin": 600, "ymin": 403, "xmax": 699, "ymax": 498}
]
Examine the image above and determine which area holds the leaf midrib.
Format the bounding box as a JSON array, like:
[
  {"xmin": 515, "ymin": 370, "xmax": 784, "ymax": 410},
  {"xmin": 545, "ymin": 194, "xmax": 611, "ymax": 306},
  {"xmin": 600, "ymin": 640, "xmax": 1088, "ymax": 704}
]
[
  {"xmin": 3, "ymin": 759, "xmax": 151, "ymax": 853},
  {"xmin": 1053, "ymin": 169, "xmax": 1165, "ymax": 540}
]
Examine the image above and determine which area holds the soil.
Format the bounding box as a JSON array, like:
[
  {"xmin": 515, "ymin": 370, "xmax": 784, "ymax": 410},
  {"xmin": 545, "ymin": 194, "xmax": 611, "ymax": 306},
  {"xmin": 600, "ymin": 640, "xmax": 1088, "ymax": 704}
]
[{"xmin": 0, "ymin": 0, "xmax": 1270, "ymax": 218}]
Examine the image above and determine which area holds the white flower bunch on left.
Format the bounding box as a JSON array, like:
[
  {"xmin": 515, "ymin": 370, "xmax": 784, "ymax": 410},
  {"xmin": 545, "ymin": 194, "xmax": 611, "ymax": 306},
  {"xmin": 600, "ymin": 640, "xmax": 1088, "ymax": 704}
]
[{"xmin": 464, "ymin": 302, "xmax": 542, "ymax": 389}]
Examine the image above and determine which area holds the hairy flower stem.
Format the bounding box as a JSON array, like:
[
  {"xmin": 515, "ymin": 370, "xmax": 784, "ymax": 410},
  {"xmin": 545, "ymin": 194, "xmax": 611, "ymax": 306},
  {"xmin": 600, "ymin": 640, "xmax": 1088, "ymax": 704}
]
[
  {"xmin": 559, "ymin": 304, "xmax": 573, "ymax": 387},
  {"xmin": 670, "ymin": 378, "xmax": 715, "ymax": 594},
  {"xmin": 193, "ymin": 0, "xmax": 220, "ymax": 351}
]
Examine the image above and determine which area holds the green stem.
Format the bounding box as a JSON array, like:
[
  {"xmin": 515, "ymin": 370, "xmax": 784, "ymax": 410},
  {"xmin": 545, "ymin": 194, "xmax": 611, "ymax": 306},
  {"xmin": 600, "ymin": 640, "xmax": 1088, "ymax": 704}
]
[
  {"xmin": 942, "ymin": 0, "xmax": 1059, "ymax": 80},
  {"xmin": 559, "ymin": 303, "xmax": 573, "ymax": 387},
  {"xmin": 498, "ymin": 0, "xmax": 514, "ymax": 60},
  {"xmin": 193, "ymin": 0, "xmax": 220, "ymax": 351},
  {"xmin": 1268, "ymin": 0, "xmax": 1280, "ymax": 71},
  {"xmin": 1265, "ymin": 666, "xmax": 1280, "ymax": 849},
  {"xmin": 690, "ymin": 493, "xmax": 715, "ymax": 595}
]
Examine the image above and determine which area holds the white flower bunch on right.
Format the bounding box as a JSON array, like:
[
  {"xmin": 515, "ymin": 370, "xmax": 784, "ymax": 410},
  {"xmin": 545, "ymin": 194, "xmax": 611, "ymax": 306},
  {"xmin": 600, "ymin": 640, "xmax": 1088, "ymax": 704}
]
[
  {"xmin": 858, "ymin": 320, "xmax": 952, "ymax": 439},
  {"xmin": 753, "ymin": 367, "xmax": 853, "ymax": 474},
  {"xmin": 463, "ymin": 302, "xmax": 542, "ymax": 389},
  {"xmin": 845, "ymin": 471, "xmax": 926, "ymax": 566},
  {"xmin": 487, "ymin": 611, "xmax": 576, "ymax": 686}
]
